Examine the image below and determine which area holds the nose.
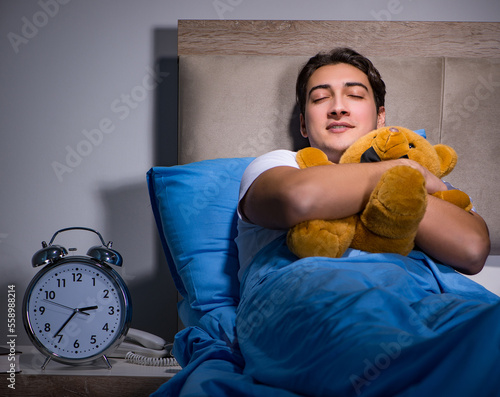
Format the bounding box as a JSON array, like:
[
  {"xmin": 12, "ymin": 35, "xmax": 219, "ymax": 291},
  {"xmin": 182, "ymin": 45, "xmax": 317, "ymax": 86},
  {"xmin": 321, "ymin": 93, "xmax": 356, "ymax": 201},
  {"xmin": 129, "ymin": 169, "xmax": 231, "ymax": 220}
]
[{"xmin": 329, "ymin": 97, "xmax": 349, "ymax": 117}]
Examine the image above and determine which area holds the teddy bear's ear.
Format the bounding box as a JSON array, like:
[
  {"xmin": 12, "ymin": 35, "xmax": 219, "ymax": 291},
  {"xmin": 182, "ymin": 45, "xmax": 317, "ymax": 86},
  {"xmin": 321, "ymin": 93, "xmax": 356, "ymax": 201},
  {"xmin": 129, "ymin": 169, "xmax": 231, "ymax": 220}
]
[{"xmin": 434, "ymin": 144, "xmax": 458, "ymax": 177}]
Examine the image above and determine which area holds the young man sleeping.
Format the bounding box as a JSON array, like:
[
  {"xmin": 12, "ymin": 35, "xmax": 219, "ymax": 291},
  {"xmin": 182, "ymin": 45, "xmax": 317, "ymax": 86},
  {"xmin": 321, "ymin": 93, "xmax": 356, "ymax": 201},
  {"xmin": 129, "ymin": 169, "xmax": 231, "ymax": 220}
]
[
  {"xmin": 236, "ymin": 47, "xmax": 490, "ymax": 280},
  {"xmin": 232, "ymin": 47, "xmax": 496, "ymax": 396}
]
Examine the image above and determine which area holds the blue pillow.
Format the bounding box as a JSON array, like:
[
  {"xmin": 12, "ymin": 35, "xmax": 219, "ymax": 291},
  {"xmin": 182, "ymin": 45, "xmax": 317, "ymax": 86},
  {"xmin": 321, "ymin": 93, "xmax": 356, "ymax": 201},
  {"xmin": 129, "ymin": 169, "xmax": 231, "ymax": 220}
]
[
  {"xmin": 414, "ymin": 128, "xmax": 426, "ymax": 138},
  {"xmin": 147, "ymin": 158, "xmax": 254, "ymax": 319},
  {"xmin": 147, "ymin": 130, "xmax": 427, "ymax": 330}
]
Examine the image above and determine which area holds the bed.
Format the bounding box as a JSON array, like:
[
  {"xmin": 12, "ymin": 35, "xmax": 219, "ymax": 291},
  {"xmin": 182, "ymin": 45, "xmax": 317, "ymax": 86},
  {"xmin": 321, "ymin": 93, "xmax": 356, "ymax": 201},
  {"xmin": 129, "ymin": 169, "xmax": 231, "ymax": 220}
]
[{"xmin": 148, "ymin": 21, "xmax": 500, "ymax": 396}]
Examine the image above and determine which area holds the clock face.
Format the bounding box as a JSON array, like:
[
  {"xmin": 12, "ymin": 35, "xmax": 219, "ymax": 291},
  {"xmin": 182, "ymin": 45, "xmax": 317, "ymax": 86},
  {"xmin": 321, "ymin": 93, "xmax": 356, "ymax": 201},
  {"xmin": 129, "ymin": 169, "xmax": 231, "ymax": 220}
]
[{"xmin": 23, "ymin": 257, "xmax": 131, "ymax": 363}]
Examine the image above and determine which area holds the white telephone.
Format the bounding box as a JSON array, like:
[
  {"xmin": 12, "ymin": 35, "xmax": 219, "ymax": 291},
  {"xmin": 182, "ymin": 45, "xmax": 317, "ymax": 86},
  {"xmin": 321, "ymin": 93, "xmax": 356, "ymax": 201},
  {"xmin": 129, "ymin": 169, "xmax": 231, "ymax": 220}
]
[{"xmin": 110, "ymin": 328, "xmax": 180, "ymax": 368}]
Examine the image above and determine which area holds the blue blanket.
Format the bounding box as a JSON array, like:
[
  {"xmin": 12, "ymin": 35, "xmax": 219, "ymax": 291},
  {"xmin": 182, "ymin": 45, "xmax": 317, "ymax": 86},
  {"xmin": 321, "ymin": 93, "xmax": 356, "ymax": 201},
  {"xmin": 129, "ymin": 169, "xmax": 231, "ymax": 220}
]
[{"xmin": 153, "ymin": 237, "xmax": 500, "ymax": 396}]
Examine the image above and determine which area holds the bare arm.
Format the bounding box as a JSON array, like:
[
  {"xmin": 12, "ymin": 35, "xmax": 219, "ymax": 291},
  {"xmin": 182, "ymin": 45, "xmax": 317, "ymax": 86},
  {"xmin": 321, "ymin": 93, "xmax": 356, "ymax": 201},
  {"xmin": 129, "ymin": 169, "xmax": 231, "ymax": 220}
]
[
  {"xmin": 241, "ymin": 157, "xmax": 490, "ymax": 274},
  {"xmin": 415, "ymin": 196, "xmax": 490, "ymax": 275},
  {"xmin": 240, "ymin": 159, "xmax": 413, "ymax": 230},
  {"xmin": 407, "ymin": 163, "xmax": 491, "ymax": 274}
]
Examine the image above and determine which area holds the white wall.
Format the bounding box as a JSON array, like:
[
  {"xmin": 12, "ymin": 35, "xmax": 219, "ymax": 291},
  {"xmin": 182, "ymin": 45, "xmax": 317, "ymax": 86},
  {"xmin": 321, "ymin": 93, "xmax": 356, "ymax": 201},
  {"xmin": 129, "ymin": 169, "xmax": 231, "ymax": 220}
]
[{"xmin": 1, "ymin": 0, "xmax": 499, "ymax": 345}]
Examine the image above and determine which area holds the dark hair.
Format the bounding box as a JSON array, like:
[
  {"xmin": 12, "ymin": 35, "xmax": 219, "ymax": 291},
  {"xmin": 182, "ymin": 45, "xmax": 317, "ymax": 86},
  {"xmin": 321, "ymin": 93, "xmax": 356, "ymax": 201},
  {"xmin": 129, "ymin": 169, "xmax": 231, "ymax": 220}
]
[{"xmin": 296, "ymin": 47, "xmax": 386, "ymax": 116}]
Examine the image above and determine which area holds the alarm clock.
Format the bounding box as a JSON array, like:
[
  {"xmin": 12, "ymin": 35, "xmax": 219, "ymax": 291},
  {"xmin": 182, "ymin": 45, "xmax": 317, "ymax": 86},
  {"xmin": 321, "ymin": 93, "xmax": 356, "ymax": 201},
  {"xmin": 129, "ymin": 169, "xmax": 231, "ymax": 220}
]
[{"xmin": 22, "ymin": 227, "xmax": 132, "ymax": 369}]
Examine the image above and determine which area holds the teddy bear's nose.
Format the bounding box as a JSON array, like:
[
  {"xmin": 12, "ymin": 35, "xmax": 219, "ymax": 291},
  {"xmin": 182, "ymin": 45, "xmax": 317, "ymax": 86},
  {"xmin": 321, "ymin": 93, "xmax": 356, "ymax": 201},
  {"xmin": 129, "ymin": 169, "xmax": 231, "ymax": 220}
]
[{"xmin": 375, "ymin": 128, "xmax": 409, "ymax": 159}]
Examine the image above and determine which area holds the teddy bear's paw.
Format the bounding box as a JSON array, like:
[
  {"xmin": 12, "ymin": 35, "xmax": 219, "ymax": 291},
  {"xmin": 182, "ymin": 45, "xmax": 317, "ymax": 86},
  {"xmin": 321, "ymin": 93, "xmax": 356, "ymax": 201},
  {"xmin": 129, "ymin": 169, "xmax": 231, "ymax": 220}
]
[
  {"xmin": 287, "ymin": 218, "xmax": 355, "ymax": 258},
  {"xmin": 360, "ymin": 165, "xmax": 427, "ymax": 239},
  {"xmin": 432, "ymin": 189, "xmax": 473, "ymax": 212},
  {"xmin": 351, "ymin": 227, "xmax": 415, "ymax": 256},
  {"xmin": 296, "ymin": 147, "xmax": 332, "ymax": 169}
]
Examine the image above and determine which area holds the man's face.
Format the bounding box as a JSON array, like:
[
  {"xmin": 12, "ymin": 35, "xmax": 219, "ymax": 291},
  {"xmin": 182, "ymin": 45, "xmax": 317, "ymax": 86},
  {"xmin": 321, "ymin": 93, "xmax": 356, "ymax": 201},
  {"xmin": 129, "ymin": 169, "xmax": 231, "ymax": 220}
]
[{"xmin": 300, "ymin": 63, "xmax": 385, "ymax": 163}]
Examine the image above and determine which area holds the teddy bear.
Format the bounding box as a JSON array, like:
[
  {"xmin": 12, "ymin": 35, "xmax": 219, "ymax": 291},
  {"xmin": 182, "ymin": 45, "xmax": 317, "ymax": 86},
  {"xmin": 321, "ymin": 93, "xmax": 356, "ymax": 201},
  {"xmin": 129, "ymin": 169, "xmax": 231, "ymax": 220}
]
[{"xmin": 286, "ymin": 126, "xmax": 473, "ymax": 259}]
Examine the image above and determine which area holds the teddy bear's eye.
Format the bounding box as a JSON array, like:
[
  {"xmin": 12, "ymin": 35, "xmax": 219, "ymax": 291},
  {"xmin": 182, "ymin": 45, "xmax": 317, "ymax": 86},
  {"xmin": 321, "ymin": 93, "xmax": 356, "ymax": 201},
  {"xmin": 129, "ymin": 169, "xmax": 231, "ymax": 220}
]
[{"xmin": 409, "ymin": 143, "xmax": 415, "ymax": 149}]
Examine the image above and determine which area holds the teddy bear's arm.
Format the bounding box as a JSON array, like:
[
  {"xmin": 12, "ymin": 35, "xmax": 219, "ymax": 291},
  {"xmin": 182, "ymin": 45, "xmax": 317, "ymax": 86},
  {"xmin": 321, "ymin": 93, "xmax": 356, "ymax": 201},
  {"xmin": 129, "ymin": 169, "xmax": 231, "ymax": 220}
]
[
  {"xmin": 296, "ymin": 147, "xmax": 333, "ymax": 168},
  {"xmin": 431, "ymin": 190, "xmax": 473, "ymax": 212},
  {"xmin": 287, "ymin": 147, "xmax": 354, "ymax": 259}
]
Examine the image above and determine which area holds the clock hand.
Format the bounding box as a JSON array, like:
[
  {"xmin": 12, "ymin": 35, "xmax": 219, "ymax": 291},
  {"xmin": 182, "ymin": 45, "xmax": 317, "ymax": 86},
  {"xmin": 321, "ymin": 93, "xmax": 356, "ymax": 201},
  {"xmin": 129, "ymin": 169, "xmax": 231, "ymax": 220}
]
[
  {"xmin": 42, "ymin": 299, "xmax": 92, "ymax": 316},
  {"xmin": 53, "ymin": 310, "xmax": 77, "ymax": 338},
  {"xmin": 77, "ymin": 305, "xmax": 98, "ymax": 313},
  {"xmin": 52, "ymin": 305, "xmax": 99, "ymax": 338},
  {"xmin": 42, "ymin": 299, "xmax": 74, "ymax": 311}
]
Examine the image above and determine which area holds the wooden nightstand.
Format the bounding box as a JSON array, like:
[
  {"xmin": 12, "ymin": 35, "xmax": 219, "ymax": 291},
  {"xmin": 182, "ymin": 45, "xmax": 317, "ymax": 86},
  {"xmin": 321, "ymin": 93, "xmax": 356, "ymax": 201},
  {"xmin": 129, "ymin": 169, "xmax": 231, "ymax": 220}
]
[{"xmin": 1, "ymin": 345, "xmax": 180, "ymax": 396}]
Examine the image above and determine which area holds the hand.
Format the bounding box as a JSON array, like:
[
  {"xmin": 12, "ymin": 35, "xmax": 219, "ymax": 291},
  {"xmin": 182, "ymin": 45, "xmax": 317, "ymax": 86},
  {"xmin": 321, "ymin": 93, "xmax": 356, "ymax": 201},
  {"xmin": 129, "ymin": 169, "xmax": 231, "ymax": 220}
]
[
  {"xmin": 395, "ymin": 158, "xmax": 447, "ymax": 194},
  {"xmin": 77, "ymin": 305, "xmax": 98, "ymax": 314},
  {"xmin": 52, "ymin": 306, "xmax": 98, "ymax": 338},
  {"xmin": 45, "ymin": 301, "xmax": 98, "ymax": 338},
  {"xmin": 53, "ymin": 310, "xmax": 78, "ymax": 338},
  {"xmin": 43, "ymin": 299, "xmax": 97, "ymax": 316}
]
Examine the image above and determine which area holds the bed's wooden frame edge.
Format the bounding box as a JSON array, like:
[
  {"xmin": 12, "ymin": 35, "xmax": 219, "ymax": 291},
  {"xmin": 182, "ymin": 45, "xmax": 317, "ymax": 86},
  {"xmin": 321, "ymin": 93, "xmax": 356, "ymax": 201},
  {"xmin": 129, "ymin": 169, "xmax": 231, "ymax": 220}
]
[{"xmin": 178, "ymin": 20, "xmax": 500, "ymax": 57}]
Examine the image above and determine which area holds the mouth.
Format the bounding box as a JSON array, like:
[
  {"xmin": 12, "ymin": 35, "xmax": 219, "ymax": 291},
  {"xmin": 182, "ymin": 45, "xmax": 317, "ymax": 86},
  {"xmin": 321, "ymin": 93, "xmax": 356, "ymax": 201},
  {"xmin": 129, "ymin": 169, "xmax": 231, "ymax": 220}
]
[{"xmin": 327, "ymin": 122, "xmax": 353, "ymax": 133}]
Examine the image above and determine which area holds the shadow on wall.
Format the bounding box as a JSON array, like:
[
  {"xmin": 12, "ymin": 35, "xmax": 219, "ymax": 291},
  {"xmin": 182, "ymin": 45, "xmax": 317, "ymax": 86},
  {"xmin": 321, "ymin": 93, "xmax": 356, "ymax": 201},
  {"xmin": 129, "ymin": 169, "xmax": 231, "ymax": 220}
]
[
  {"xmin": 100, "ymin": 182, "xmax": 178, "ymax": 342},
  {"xmin": 153, "ymin": 28, "xmax": 178, "ymax": 168},
  {"xmin": 289, "ymin": 103, "xmax": 309, "ymax": 152},
  {"xmin": 99, "ymin": 28, "xmax": 180, "ymax": 342}
]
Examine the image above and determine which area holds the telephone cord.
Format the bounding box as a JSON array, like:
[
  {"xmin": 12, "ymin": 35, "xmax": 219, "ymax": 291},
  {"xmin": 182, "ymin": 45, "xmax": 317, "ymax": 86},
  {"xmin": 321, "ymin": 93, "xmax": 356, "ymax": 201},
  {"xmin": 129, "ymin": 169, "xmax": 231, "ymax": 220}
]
[{"xmin": 124, "ymin": 351, "xmax": 180, "ymax": 367}]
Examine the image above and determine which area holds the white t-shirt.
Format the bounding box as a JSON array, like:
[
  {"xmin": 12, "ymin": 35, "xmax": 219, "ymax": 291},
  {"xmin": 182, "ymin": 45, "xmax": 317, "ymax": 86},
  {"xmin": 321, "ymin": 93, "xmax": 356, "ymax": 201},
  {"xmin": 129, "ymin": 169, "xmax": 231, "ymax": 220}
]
[{"xmin": 235, "ymin": 150, "xmax": 299, "ymax": 280}]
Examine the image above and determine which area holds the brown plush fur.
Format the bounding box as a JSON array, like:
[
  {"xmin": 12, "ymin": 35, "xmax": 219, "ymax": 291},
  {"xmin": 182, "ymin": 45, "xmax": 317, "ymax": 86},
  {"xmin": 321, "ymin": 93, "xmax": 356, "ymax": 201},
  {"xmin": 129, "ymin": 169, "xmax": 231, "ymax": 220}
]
[{"xmin": 287, "ymin": 126, "xmax": 472, "ymax": 259}]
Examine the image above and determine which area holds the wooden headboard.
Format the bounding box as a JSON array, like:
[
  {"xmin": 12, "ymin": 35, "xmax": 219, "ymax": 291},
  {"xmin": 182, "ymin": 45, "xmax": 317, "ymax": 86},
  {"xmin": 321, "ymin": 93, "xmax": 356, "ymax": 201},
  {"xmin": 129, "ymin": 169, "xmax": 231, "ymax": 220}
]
[
  {"xmin": 178, "ymin": 20, "xmax": 500, "ymax": 57},
  {"xmin": 177, "ymin": 20, "xmax": 500, "ymax": 254}
]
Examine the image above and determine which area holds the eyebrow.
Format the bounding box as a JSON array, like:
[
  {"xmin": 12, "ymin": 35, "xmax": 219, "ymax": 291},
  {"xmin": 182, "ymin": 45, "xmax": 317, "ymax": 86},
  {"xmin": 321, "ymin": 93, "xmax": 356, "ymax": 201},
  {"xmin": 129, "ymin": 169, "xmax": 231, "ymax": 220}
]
[{"xmin": 308, "ymin": 82, "xmax": 370, "ymax": 98}]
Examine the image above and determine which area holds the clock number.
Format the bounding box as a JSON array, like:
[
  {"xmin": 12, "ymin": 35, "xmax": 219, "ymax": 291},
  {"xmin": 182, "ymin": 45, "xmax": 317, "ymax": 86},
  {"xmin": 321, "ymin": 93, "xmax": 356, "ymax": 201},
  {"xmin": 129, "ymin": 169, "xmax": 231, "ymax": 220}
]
[
  {"xmin": 44, "ymin": 323, "xmax": 51, "ymax": 332},
  {"xmin": 72, "ymin": 273, "xmax": 83, "ymax": 282},
  {"xmin": 45, "ymin": 290, "xmax": 56, "ymax": 300},
  {"xmin": 74, "ymin": 340, "xmax": 80, "ymax": 348},
  {"xmin": 57, "ymin": 279, "xmax": 66, "ymax": 288},
  {"xmin": 108, "ymin": 306, "xmax": 115, "ymax": 315},
  {"xmin": 103, "ymin": 323, "xmax": 109, "ymax": 331},
  {"xmin": 103, "ymin": 289, "xmax": 109, "ymax": 298},
  {"xmin": 39, "ymin": 306, "xmax": 45, "ymax": 315},
  {"xmin": 90, "ymin": 335, "xmax": 97, "ymax": 344},
  {"xmin": 56, "ymin": 334, "xmax": 63, "ymax": 343}
]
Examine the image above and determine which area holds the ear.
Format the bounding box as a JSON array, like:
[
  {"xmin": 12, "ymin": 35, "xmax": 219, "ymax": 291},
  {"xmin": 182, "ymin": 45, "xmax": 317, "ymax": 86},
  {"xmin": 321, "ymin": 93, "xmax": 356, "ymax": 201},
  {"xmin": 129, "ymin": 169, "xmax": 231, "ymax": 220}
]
[
  {"xmin": 376, "ymin": 106, "xmax": 386, "ymax": 128},
  {"xmin": 300, "ymin": 113, "xmax": 308, "ymax": 138},
  {"xmin": 434, "ymin": 144, "xmax": 458, "ymax": 177}
]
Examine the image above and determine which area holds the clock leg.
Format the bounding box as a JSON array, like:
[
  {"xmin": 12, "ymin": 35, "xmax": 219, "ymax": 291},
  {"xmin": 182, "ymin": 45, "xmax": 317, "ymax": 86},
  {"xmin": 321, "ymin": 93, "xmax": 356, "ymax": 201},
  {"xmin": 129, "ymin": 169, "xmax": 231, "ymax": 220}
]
[
  {"xmin": 41, "ymin": 356, "xmax": 52, "ymax": 370},
  {"xmin": 102, "ymin": 354, "xmax": 112, "ymax": 369}
]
